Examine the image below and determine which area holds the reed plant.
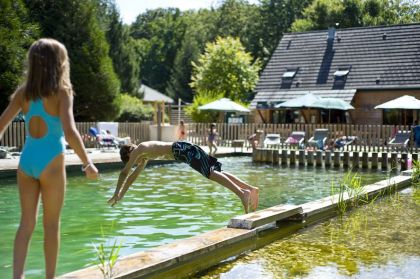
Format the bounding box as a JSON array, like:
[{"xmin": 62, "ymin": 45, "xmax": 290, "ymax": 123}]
[{"xmin": 92, "ymin": 224, "xmax": 122, "ymax": 279}]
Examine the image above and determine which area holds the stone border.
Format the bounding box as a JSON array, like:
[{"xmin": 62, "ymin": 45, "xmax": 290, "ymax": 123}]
[{"xmin": 59, "ymin": 171, "xmax": 413, "ymax": 279}]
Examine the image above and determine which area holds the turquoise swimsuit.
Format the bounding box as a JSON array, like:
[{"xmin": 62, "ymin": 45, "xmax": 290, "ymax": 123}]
[{"xmin": 19, "ymin": 99, "xmax": 66, "ymax": 179}]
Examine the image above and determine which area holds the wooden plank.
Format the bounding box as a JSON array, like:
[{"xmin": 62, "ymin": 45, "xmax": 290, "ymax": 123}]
[{"xmin": 228, "ymin": 204, "xmax": 303, "ymax": 230}]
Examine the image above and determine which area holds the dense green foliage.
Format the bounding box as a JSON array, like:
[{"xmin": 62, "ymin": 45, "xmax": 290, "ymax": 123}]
[
  {"xmin": 0, "ymin": 0, "xmax": 419, "ymax": 121},
  {"xmin": 116, "ymin": 94, "xmax": 153, "ymax": 122},
  {"xmin": 191, "ymin": 37, "xmax": 261, "ymax": 101},
  {"xmin": 0, "ymin": 0, "xmax": 38, "ymax": 111}
]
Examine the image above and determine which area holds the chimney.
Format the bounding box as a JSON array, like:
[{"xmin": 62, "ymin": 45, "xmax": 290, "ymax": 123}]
[{"xmin": 327, "ymin": 27, "xmax": 336, "ymax": 41}]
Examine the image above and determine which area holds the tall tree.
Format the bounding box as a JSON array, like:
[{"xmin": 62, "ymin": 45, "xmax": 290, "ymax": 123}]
[
  {"xmin": 131, "ymin": 8, "xmax": 186, "ymax": 94},
  {"xmin": 292, "ymin": 0, "xmax": 420, "ymax": 31},
  {"xmin": 25, "ymin": 0, "xmax": 120, "ymax": 121},
  {"xmin": 94, "ymin": 0, "xmax": 141, "ymax": 95},
  {"xmin": 0, "ymin": 0, "xmax": 38, "ymax": 112}
]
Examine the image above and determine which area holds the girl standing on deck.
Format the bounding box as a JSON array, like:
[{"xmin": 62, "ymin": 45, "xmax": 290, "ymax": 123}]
[
  {"xmin": 207, "ymin": 123, "xmax": 218, "ymax": 155},
  {"xmin": 0, "ymin": 38, "xmax": 98, "ymax": 279}
]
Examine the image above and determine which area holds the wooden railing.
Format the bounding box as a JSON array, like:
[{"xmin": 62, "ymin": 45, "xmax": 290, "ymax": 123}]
[
  {"xmin": 185, "ymin": 123, "xmax": 416, "ymax": 152},
  {"xmin": 1, "ymin": 122, "xmax": 416, "ymax": 153},
  {"xmin": 1, "ymin": 122, "xmax": 150, "ymax": 150}
]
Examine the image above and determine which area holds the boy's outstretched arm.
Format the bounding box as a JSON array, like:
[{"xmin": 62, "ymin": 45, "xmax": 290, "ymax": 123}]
[{"xmin": 108, "ymin": 158, "xmax": 148, "ymax": 206}]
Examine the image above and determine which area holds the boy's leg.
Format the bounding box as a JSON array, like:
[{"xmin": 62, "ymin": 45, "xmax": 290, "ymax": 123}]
[
  {"xmin": 208, "ymin": 171, "xmax": 250, "ymax": 213},
  {"xmin": 14, "ymin": 170, "xmax": 41, "ymax": 279},
  {"xmin": 222, "ymin": 171, "xmax": 259, "ymax": 211}
]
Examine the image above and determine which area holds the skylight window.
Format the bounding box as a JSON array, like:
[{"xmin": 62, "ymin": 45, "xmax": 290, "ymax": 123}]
[
  {"xmin": 334, "ymin": 66, "xmax": 351, "ymax": 77},
  {"xmin": 282, "ymin": 68, "xmax": 298, "ymax": 79}
]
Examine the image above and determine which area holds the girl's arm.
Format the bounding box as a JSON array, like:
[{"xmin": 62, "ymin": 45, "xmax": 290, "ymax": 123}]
[
  {"xmin": 59, "ymin": 90, "xmax": 98, "ymax": 179},
  {"xmin": 0, "ymin": 90, "xmax": 22, "ymax": 139}
]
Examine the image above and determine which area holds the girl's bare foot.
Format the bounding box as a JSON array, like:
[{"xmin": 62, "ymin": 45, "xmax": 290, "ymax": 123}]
[
  {"xmin": 250, "ymin": 187, "xmax": 259, "ymax": 212},
  {"xmin": 241, "ymin": 189, "xmax": 251, "ymax": 213}
]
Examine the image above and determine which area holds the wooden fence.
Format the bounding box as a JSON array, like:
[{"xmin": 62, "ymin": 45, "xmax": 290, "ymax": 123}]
[
  {"xmin": 185, "ymin": 123, "xmax": 416, "ymax": 152},
  {"xmin": 1, "ymin": 122, "xmax": 150, "ymax": 150},
  {"xmin": 1, "ymin": 122, "xmax": 416, "ymax": 153}
]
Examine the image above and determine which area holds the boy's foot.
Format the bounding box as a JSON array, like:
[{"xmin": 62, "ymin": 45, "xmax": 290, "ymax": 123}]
[
  {"xmin": 241, "ymin": 190, "xmax": 251, "ymax": 213},
  {"xmin": 250, "ymin": 187, "xmax": 259, "ymax": 212}
]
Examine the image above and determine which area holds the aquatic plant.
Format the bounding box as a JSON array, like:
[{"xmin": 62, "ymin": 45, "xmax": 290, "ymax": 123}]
[
  {"xmin": 92, "ymin": 225, "xmax": 122, "ymax": 279},
  {"xmin": 331, "ymin": 171, "xmax": 369, "ymax": 215}
]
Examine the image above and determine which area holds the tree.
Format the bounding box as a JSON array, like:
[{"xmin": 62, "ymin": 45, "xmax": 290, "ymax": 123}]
[
  {"xmin": 96, "ymin": 0, "xmax": 141, "ymax": 95},
  {"xmin": 0, "ymin": 0, "xmax": 38, "ymax": 112},
  {"xmin": 190, "ymin": 36, "xmax": 261, "ymax": 102},
  {"xmin": 25, "ymin": 0, "xmax": 120, "ymax": 121},
  {"xmin": 291, "ymin": 0, "xmax": 420, "ymax": 32},
  {"xmin": 131, "ymin": 8, "xmax": 187, "ymax": 94}
]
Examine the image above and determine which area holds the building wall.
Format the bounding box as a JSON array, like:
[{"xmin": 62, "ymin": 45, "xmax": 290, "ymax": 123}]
[
  {"xmin": 252, "ymin": 89, "xmax": 420, "ymax": 124},
  {"xmin": 351, "ymin": 89, "xmax": 420, "ymax": 124}
]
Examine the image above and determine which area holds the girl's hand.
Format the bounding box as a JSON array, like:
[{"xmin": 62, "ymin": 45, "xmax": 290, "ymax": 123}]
[{"xmin": 84, "ymin": 163, "xmax": 99, "ymax": 179}]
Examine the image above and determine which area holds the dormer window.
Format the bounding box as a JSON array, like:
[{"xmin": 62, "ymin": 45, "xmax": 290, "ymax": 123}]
[
  {"xmin": 282, "ymin": 68, "xmax": 298, "ymax": 79},
  {"xmin": 334, "ymin": 66, "xmax": 351, "ymax": 77},
  {"xmin": 333, "ymin": 66, "xmax": 351, "ymax": 89},
  {"xmin": 281, "ymin": 68, "xmax": 298, "ymax": 89}
]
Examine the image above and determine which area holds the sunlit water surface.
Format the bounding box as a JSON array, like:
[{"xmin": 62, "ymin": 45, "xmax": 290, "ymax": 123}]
[
  {"xmin": 0, "ymin": 157, "xmax": 387, "ymax": 278},
  {"xmin": 198, "ymin": 188, "xmax": 420, "ymax": 279}
]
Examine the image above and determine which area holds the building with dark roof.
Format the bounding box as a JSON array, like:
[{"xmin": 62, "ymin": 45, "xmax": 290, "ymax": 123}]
[{"xmin": 251, "ymin": 23, "xmax": 420, "ymax": 124}]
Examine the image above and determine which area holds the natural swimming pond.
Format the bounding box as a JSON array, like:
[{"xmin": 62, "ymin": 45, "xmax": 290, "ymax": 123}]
[
  {"xmin": 0, "ymin": 156, "xmax": 388, "ymax": 278},
  {"xmin": 197, "ymin": 187, "xmax": 420, "ymax": 279}
]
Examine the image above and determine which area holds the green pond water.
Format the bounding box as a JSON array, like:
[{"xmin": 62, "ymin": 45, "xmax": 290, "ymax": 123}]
[
  {"xmin": 198, "ymin": 187, "xmax": 420, "ymax": 279},
  {"xmin": 0, "ymin": 157, "xmax": 388, "ymax": 278}
]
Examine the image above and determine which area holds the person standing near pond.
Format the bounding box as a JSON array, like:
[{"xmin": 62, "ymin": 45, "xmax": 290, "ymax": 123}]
[
  {"xmin": 207, "ymin": 123, "xmax": 218, "ymax": 155},
  {"xmin": 108, "ymin": 141, "xmax": 259, "ymax": 213},
  {"xmin": 0, "ymin": 38, "xmax": 98, "ymax": 279},
  {"xmin": 176, "ymin": 120, "xmax": 187, "ymax": 140}
]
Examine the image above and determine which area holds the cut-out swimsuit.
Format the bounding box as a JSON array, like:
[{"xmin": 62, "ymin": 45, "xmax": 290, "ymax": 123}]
[
  {"xmin": 19, "ymin": 99, "xmax": 66, "ymax": 179},
  {"xmin": 172, "ymin": 141, "xmax": 221, "ymax": 178}
]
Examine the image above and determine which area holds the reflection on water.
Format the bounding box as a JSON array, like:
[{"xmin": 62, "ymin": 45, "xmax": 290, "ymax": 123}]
[
  {"xmin": 198, "ymin": 188, "xmax": 420, "ymax": 279},
  {"xmin": 0, "ymin": 157, "xmax": 387, "ymax": 278}
]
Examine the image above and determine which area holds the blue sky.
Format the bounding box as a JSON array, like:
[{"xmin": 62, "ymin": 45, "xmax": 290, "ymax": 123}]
[{"xmin": 115, "ymin": 0, "xmax": 260, "ymax": 24}]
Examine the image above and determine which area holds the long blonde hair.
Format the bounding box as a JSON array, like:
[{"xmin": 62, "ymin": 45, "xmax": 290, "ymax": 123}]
[{"xmin": 23, "ymin": 38, "xmax": 73, "ymax": 100}]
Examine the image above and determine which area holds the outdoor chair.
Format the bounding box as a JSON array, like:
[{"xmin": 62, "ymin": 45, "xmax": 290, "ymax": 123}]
[
  {"xmin": 89, "ymin": 127, "xmax": 119, "ymax": 149},
  {"xmin": 307, "ymin": 129, "xmax": 329, "ymax": 150},
  {"xmin": 264, "ymin": 134, "xmax": 281, "ymax": 148},
  {"xmin": 333, "ymin": 136, "xmax": 357, "ymax": 150},
  {"xmin": 285, "ymin": 131, "xmax": 305, "ymax": 149},
  {"xmin": 388, "ymin": 130, "xmax": 411, "ymax": 151}
]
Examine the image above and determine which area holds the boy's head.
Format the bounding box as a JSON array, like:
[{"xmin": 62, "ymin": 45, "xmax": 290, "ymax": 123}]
[{"xmin": 120, "ymin": 144, "xmax": 137, "ymax": 164}]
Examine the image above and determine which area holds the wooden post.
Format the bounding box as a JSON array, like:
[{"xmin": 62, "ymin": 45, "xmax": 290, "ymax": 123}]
[
  {"xmin": 390, "ymin": 152, "xmax": 398, "ymax": 170},
  {"xmin": 252, "ymin": 149, "xmax": 258, "ymax": 162},
  {"xmin": 362, "ymin": 152, "xmax": 369, "ymax": 169},
  {"xmin": 401, "ymin": 153, "xmax": 408, "ymax": 171},
  {"xmin": 371, "ymin": 152, "xmax": 378, "ymax": 169},
  {"xmin": 298, "ymin": 150, "xmax": 305, "ymax": 166},
  {"xmin": 352, "ymin": 151, "xmax": 359, "ymax": 170},
  {"xmin": 290, "ymin": 150, "xmax": 296, "ymax": 166},
  {"xmin": 316, "ymin": 151, "xmax": 323, "ymax": 167},
  {"xmin": 307, "ymin": 151, "xmax": 314, "ymax": 166},
  {"xmin": 333, "ymin": 151, "xmax": 340, "ymax": 168},
  {"xmin": 281, "ymin": 149, "xmax": 288, "ymax": 165},
  {"xmin": 412, "ymin": 153, "xmax": 419, "ymax": 164},
  {"xmin": 273, "ymin": 150, "xmax": 279, "ymax": 165},
  {"xmin": 381, "ymin": 152, "xmax": 388, "ymax": 170},
  {"xmin": 343, "ymin": 151, "xmax": 350, "ymax": 168},
  {"xmin": 325, "ymin": 151, "xmax": 331, "ymax": 167}
]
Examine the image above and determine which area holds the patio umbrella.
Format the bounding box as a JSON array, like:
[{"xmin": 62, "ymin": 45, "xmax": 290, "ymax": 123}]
[
  {"xmin": 198, "ymin": 98, "xmax": 250, "ymax": 113},
  {"xmin": 311, "ymin": 98, "xmax": 354, "ymax": 123},
  {"xmin": 374, "ymin": 95, "xmax": 420, "ymax": 125},
  {"xmin": 275, "ymin": 93, "xmax": 321, "ymax": 108},
  {"xmin": 275, "ymin": 93, "xmax": 322, "ymax": 123}
]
